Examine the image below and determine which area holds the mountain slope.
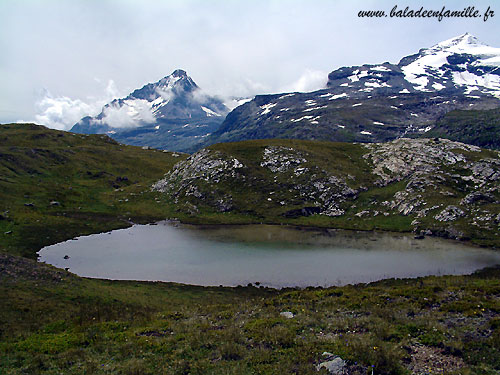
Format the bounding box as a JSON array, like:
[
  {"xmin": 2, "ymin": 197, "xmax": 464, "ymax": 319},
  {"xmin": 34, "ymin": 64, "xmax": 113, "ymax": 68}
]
[
  {"xmin": 205, "ymin": 33, "xmax": 500, "ymax": 148},
  {"xmin": 71, "ymin": 70, "xmax": 228, "ymax": 152},
  {"xmin": 422, "ymin": 108, "xmax": 500, "ymax": 149}
]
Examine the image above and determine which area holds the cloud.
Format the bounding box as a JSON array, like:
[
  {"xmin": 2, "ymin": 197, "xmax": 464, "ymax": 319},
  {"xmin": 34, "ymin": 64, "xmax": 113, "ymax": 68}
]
[
  {"xmin": 34, "ymin": 80, "xmax": 122, "ymax": 130},
  {"xmin": 282, "ymin": 69, "xmax": 328, "ymax": 93},
  {"xmin": 35, "ymin": 91, "xmax": 100, "ymax": 130},
  {"xmin": 96, "ymin": 99, "xmax": 155, "ymax": 129}
]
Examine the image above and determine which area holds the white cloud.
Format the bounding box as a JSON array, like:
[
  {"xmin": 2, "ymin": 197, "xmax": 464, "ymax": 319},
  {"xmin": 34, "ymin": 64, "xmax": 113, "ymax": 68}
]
[
  {"xmin": 282, "ymin": 69, "xmax": 328, "ymax": 93},
  {"xmin": 96, "ymin": 99, "xmax": 155, "ymax": 129},
  {"xmin": 2, "ymin": 0, "xmax": 500, "ymax": 126},
  {"xmin": 34, "ymin": 80, "xmax": 122, "ymax": 130},
  {"xmin": 35, "ymin": 91, "xmax": 101, "ymax": 130}
]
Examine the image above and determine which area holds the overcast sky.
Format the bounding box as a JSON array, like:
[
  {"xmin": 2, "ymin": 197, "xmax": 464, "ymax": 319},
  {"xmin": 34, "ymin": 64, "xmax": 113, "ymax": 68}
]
[{"xmin": 1, "ymin": 0, "xmax": 499, "ymax": 129}]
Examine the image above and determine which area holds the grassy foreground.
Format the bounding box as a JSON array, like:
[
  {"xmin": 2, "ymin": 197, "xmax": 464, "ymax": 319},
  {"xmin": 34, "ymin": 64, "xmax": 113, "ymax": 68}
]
[
  {"xmin": 1, "ymin": 255, "xmax": 500, "ymax": 374},
  {"xmin": 1, "ymin": 123, "xmax": 499, "ymax": 374}
]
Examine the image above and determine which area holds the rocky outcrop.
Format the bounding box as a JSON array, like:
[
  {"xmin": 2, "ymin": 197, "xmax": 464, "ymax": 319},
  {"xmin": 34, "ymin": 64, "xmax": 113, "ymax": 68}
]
[
  {"xmin": 153, "ymin": 138, "xmax": 500, "ymax": 245},
  {"xmin": 152, "ymin": 149, "xmax": 244, "ymax": 212}
]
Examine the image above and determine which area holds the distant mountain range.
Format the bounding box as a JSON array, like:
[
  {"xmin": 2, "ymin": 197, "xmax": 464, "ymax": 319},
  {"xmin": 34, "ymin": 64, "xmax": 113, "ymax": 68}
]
[
  {"xmin": 71, "ymin": 69, "xmax": 230, "ymax": 152},
  {"xmin": 72, "ymin": 34, "xmax": 500, "ymax": 151},
  {"xmin": 205, "ymin": 33, "xmax": 500, "ymax": 148}
]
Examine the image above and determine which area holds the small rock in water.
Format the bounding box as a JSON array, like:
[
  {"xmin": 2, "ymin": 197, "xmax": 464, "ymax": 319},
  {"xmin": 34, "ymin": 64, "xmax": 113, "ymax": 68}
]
[
  {"xmin": 63, "ymin": 255, "xmax": 70, "ymax": 260},
  {"xmin": 280, "ymin": 311, "xmax": 294, "ymax": 319}
]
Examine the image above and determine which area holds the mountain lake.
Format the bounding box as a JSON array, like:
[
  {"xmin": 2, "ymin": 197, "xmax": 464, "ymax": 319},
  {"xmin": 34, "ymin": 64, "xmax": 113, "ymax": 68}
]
[{"xmin": 38, "ymin": 221, "xmax": 500, "ymax": 289}]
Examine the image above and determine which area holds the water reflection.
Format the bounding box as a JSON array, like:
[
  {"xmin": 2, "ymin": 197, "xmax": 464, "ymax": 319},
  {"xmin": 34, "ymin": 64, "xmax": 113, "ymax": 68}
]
[{"xmin": 38, "ymin": 222, "xmax": 500, "ymax": 288}]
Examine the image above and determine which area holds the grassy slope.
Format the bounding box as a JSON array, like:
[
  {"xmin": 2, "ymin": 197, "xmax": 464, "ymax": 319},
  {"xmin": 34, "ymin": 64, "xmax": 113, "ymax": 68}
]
[
  {"xmin": 423, "ymin": 108, "xmax": 500, "ymax": 150},
  {"xmin": 2, "ymin": 254, "xmax": 499, "ymax": 375},
  {"xmin": 1, "ymin": 124, "xmax": 500, "ymax": 374},
  {"xmin": 0, "ymin": 123, "xmax": 186, "ymax": 259}
]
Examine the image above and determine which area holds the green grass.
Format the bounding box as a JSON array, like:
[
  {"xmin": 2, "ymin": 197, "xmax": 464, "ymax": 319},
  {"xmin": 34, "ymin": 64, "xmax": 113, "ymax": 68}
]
[
  {"xmin": 422, "ymin": 108, "xmax": 500, "ymax": 150},
  {"xmin": 1, "ymin": 123, "xmax": 500, "ymax": 374},
  {"xmin": 0, "ymin": 123, "xmax": 186, "ymax": 259},
  {"xmin": 2, "ymin": 255, "xmax": 500, "ymax": 374}
]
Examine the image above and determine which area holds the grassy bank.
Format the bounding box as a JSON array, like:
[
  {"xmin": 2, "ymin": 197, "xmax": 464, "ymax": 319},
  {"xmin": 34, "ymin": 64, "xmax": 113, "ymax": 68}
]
[{"xmin": 1, "ymin": 254, "xmax": 500, "ymax": 374}]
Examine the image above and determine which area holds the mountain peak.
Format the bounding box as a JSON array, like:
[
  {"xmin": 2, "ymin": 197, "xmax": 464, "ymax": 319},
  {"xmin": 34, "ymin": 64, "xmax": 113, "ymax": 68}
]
[
  {"xmin": 430, "ymin": 33, "xmax": 488, "ymax": 52},
  {"xmin": 155, "ymin": 69, "xmax": 198, "ymax": 93},
  {"xmin": 171, "ymin": 69, "xmax": 187, "ymax": 77}
]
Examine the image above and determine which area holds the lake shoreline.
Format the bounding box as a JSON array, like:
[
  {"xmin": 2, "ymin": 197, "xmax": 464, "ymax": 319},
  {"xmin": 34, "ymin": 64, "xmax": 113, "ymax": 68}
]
[{"xmin": 38, "ymin": 221, "xmax": 500, "ymax": 289}]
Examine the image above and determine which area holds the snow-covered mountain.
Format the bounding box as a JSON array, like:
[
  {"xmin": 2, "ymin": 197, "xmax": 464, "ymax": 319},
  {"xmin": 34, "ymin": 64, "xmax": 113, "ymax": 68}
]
[
  {"xmin": 71, "ymin": 70, "xmax": 229, "ymax": 152},
  {"xmin": 325, "ymin": 33, "xmax": 500, "ymax": 98},
  {"xmin": 205, "ymin": 33, "xmax": 500, "ymax": 148}
]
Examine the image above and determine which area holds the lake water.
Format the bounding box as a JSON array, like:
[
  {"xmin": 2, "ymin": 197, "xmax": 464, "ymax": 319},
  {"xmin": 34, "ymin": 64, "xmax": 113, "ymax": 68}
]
[{"xmin": 38, "ymin": 221, "xmax": 500, "ymax": 288}]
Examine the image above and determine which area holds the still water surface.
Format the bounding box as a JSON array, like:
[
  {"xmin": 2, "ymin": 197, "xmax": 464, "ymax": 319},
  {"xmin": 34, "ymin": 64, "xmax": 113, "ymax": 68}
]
[{"xmin": 38, "ymin": 222, "xmax": 500, "ymax": 288}]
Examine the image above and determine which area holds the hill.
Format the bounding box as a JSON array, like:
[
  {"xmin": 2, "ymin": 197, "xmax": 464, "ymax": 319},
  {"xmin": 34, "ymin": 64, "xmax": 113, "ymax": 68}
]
[
  {"xmin": 0, "ymin": 123, "xmax": 185, "ymax": 258},
  {"xmin": 154, "ymin": 138, "xmax": 500, "ymax": 247},
  {"xmin": 422, "ymin": 108, "xmax": 500, "ymax": 149},
  {"xmin": 1, "ymin": 123, "xmax": 500, "ymax": 374}
]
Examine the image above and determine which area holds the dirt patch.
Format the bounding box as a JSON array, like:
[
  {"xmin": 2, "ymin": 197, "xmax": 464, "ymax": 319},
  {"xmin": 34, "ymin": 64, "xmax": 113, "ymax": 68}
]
[
  {"xmin": 0, "ymin": 253, "xmax": 71, "ymax": 283},
  {"xmin": 406, "ymin": 344, "xmax": 465, "ymax": 375}
]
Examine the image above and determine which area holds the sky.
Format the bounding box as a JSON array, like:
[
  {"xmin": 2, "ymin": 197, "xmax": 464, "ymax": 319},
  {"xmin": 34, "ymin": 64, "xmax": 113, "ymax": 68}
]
[{"xmin": 1, "ymin": 0, "xmax": 499, "ymax": 130}]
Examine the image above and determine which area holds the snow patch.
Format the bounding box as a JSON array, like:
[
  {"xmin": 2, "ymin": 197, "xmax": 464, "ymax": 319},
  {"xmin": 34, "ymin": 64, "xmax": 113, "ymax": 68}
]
[
  {"xmin": 201, "ymin": 106, "xmax": 221, "ymax": 117},
  {"xmin": 260, "ymin": 103, "xmax": 277, "ymax": 116},
  {"xmin": 329, "ymin": 93, "xmax": 348, "ymax": 100},
  {"xmin": 370, "ymin": 66, "xmax": 391, "ymax": 72},
  {"xmin": 432, "ymin": 82, "xmax": 446, "ymax": 90},
  {"xmin": 303, "ymin": 105, "xmax": 328, "ymax": 112},
  {"xmin": 291, "ymin": 115, "xmax": 314, "ymax": 122}
]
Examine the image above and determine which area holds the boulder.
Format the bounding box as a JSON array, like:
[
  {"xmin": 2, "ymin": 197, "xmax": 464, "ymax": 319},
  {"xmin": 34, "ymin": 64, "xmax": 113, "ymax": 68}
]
[{"xmin": 316, "ymin": 354, "xmax": 346, "ymax": 374}]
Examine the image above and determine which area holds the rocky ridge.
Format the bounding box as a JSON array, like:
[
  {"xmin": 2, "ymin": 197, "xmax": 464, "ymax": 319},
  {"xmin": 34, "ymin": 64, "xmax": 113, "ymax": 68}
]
[{"xmin": 153, "ymin": 138, "xmax": 500, "ymax": 246}]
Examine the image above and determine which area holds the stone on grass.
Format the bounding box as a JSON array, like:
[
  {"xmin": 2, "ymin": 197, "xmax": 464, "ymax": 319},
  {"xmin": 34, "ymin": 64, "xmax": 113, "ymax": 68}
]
[
  {"xmin": 280, "ymin": 311, "xmax": 294, "ymax": 319},
  {"xmin": 316, "ymin": 356, "xmax": 345, "ymax": 374}
]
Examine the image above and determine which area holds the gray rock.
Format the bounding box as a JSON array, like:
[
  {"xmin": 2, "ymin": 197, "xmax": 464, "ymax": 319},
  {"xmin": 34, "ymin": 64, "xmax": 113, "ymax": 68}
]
[
  {"xmin": 316, "ymin": 356, "xmax": 345, "ymax": 374},
  {"xmin": 434, "ymin": 205, "xmax": 466, "ymax": 222},
  {"xmin": 355, "ymin": 210, "xmax": 369, "ymax": 218},
  {"xmin": 461, "ymin": 192, "xmax": 495, "ymax": 205},
  {"xmin": 280, "ymin": 311, "xmax": 294, "ymax": 319}
]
